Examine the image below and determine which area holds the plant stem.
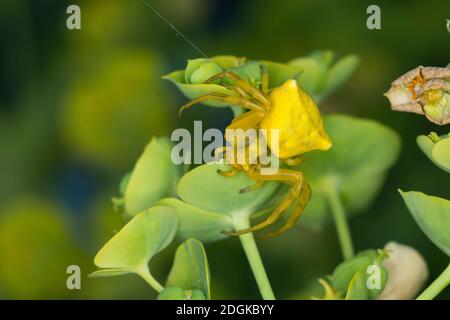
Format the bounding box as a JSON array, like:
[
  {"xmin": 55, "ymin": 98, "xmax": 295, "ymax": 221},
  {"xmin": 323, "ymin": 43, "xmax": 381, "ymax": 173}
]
[
  {"xmin": 417, "ymin": 263, "xmax": 450, "ymax": 300},
  {"xmin": 234, "ymin": 216, "xmax": 276, "ymax": 300},
  {"xmin": 326, "ymin": 187, "xmax": 354, "ymax": 260},
  {"xmin": 137, "ymin": 266, "xmax": 164, "ymax": 293}
]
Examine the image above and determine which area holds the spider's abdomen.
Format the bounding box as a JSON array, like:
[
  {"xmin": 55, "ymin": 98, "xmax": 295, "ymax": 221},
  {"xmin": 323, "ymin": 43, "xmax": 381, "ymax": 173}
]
[{"xmin": 260, "ymin": 79, "xmax": 332, "ymax": 159}]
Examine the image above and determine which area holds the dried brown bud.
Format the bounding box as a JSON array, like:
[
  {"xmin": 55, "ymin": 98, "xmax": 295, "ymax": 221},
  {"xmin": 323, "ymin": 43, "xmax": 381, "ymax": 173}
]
[{"xmin": 385, "ymin": 66, "xmax": 450, "ymax": 125}]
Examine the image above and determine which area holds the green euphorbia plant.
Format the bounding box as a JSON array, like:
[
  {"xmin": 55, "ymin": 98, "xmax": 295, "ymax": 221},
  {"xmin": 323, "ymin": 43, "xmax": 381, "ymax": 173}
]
[{"xmin": 91, "ymin": 53, "xmax": 408, "ymax": 300}]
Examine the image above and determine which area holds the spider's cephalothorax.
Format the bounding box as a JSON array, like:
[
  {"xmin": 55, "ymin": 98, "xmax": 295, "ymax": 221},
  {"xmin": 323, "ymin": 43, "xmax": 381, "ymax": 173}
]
[{"xmin": 179, "ymin": 69, "xmax": 332, "ymax": 237}]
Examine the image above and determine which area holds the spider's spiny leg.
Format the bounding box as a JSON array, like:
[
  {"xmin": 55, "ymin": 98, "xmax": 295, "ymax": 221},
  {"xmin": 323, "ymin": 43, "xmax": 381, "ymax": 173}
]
[
  {"xmin": 239, "ymin": 180, "xmax": 265, "ymax": 193},
  {"xmin": 178, "ymin": 93, "xmax": 265, "ymax": 118},
  {"xmin": 222, "ymin": 83, "xmax": 250, "ymax": 99},
  {"xmin": 205, "ymin": 72, "xmax": 270, "ymax": 107},
  {"xmin": 259, "ymin": 183, "xmax": 311, "ymax": 239},
  {"xmin": 217, "ymin": 167, "xmax": 237, "ymax": 177},
  {"xmin": 223, "ymin": 170, "xmax": 304, "ymax": 236},
  {"xmin": 227, "ymin": 110, "xmax": 265, "ymax": 130}
]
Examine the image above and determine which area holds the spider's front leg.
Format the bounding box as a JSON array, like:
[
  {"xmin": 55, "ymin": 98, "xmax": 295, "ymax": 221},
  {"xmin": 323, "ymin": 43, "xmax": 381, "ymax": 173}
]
[
  {"xmin": 223, "ymin": 168, "xmax": 309, "ymax": 236},
  {"xmin": 178, "ymin": 93, "xmax": 265, "ymax": 117}
]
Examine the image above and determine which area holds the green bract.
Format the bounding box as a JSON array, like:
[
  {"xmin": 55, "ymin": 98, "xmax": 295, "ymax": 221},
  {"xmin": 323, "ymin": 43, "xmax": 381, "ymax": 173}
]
[
  {"xmin": 417, "ymin": 133, "xmax": 450, "ymax": 173},
  {"xmin": 157, "ymin": 287, "xmax": 206, "ymax": 300},
  {"xmin": 296, "ymin": 114, "xmax": 401, "ymax": 229},
  {"xmin": 399, "ymin": 190, "xmax": 450, "ymax": 256},
  {"xmin": 158, "ymin": 198, "xmax": 232, "ymax": 242},
  {"xmin": 165, "ymin": 238, "xmax": 211, "ymax": 299},
  {"xmin": 289, "ymin": 51, "xmax": 359, "ymax": 102},
  {"xmin": 90, "ymin": 206, "xmax": 178, "ymax": 283},
  {"xmin": 330, "ymin": 249, "xmax": 388, "ymax": 300},
  {"xmin": 177, "ymin": 163, "xmax": 279, "ymax": 221},
  {"xmin": 120, "ymin": 137, "xmax": 182, "ymax": 216}
]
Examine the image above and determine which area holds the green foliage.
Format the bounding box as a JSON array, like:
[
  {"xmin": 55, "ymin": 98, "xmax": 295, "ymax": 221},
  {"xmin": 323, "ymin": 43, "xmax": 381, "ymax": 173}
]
[
  {"xmin": 91, "ymin": 206, "xmax": 178, "ymax": 281},
  {"xmin": 164, "ymin": 55, "xmax": 302, "ymax": 106},
  {"xmin": 165, "ymin": 238, "xmax": 211, "ymax": 299},
  {"xmin": 289, "ymin": 51, "xmax": 359, "ymax": 102},
  {"xmin": 157, "ymin": 287, "xmax": 206, "ymax": 300},
  {"xmin": 185, "ymin": 59, "xmax": 223, "ymax": 84},
  {"xmin": 164, "ymin": 52, "xmax": 356, "ymax": 111},
  {"xmin": 177, "ymin": 163, "xmax": 279, "ymax": 221},
  {"xmin": 417, "ymin": 133, "xmax": 450, "ymax": 173},
  {"xmin": 93, "ymin": 55, "xmax": 409, "ymax": 300},
  {"xmin": 158, "ymin": 198, "xmax": 232, "ymax": 242},
  {"xmin": 162, "ymin": 55, "xmax": 244, "ymax": 107},
  {"xmin": 297, "ymin": 114, "xmax": 401, "ymax": 229},
  {"xmin": 119, "ymin": 137, "xmax": 182, "ymax": 217},
  {"xmin": 330, "ymin": 249, "xmax": 388, "ymax": 300},
  {"xmin": 400, "ymin": 190, "xmax": 450, "ymax": 257}
]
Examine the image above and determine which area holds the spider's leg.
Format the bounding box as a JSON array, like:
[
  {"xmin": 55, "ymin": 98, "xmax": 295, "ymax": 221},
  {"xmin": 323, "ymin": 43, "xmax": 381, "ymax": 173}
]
[
  {"xmin": 239, "ymin": 180, "xmax": 265, "ymax": 193},
  {"xmin": 227, "ymin": 110, "xmax": 265, "ymax": 131},
  {"xmin": 260, "ymin": 65, "xmax": 269, "ymax": 95},
  {"xmin": 206, "ymin": 72, "xmax": 270, "ymax": 107},
  {"xmin": 283, "ymin": 155, "xmax": 305, "ymax": 166},
  {"xmin": 224, "ymin": 110, "xmax": 266, "ymax": 165},
  {"xmin": 223, "ymin": 169, "xmax": 305, "ymax": 236},
  {"xmin": 178, "ymin": 93, "xmax": 265, "ymax": 117},
  {"xmin": 222, "ymin": 83, "xmax": 251, "ymax": 99},
  {"xmin": 259, "ymin": 183, "xmax": 311, "ymax": 238},
  {"xmin": 217, "ymin": 167, "xmax": 237, "ymax": 177}
]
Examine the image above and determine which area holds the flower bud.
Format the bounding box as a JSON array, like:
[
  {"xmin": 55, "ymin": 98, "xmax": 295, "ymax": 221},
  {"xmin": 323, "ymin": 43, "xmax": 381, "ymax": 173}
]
[
  {"xmin": 185, "ymin": 58, "xmax": 223, "ymax": 84},
  {"xmin": 384, "ymin": 66, "xmax": 450, "ymax": 125},
  {"xmin": 377, "ymin": 242, "xmax": 428, "ymax": 300},
  {"xmin": 330, "ymin": 249, "xmax": 388, "ymax": 300}
]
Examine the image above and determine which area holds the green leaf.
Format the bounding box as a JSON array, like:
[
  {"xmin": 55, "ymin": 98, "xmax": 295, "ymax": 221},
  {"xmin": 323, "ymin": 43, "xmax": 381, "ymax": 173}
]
[
  {"xmin": 119, "ymin": 172, "xmax": 131, "ymax": 196},
  {"xmin": 158, "ymin": 198, "xmax": 232, "ymax": 242},
  {"xmin": 88, "ymin": 269, "xmax": 132, "ymax": 278},
  {"xmin": 176, "ymin": 163, "xmax": 278, "ymax": 220},
  {"xmin": 399, "ymin": 190, "xmax": 450, "ymax": 256},
  {"xmin": 433, "ymin": 137, "xmax": 450, "ymax": 172},
  {"xmin": 417, "ymin": 134, "xmax": 450, "ymax": 173},
  {"xmin": 289, "ymin": 51, "xmax": 358, "ymax": 102},
  {"xmin": 227, "ymin": 61, "xmax": 264, "ymax": 87},
  {"xmin": 297, "ymin": 114, "xmax": 401, "ymax": 229},
  {"xmin": 289, "ymin": 51, "xmax": 333, "ymax": 98},
  {"xmin": 92, "ymin": 206, "xmax": 178, "ymax": 278},
  {"xmin": 345, "ymin": 272, "xmax": 369, "ymax": 300},
  {"xmin": 260, "ymin": 60, "xmax": 303, "ymax": 88},
  {"xmin": 321, "ymin": 54, "xmax": 360, "ymax": 98},
  {"xmin": 124, "ymin": 137, "xmax": 182, "ymax": 216},
  {"xmin": 166, "ymin": 238, "xmax": 211, "ymax": 299},
  {"xmin": 157, "ymin": 287, "xmax": 206, "ymax": 300}
]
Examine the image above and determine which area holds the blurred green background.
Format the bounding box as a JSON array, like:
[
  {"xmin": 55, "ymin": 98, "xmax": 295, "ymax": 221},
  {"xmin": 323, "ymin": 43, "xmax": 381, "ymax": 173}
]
[{"xmin": 0, "ymin": 0, "xmax": 449, "ymax": 299}]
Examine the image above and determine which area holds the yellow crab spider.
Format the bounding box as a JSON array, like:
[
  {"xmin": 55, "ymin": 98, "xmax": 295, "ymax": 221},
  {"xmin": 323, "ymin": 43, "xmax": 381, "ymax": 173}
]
[{"xmin": 179, "ymin": 68, "xmax": 332, "ymax": 238}]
